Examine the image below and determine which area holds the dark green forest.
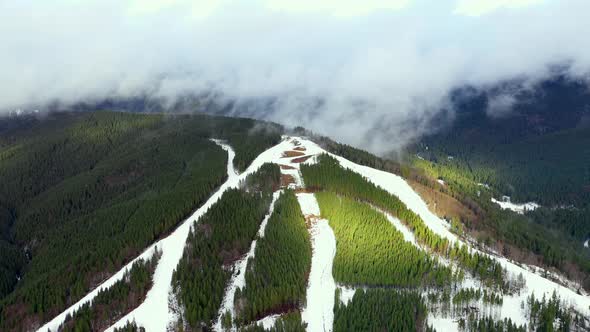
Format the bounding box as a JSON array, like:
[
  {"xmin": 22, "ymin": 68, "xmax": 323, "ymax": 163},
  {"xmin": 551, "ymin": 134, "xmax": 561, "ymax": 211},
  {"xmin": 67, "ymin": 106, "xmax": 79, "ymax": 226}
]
[
  {"xmin": 459, "ymin": 316, "xmax": 525, "ymax": 332},
  {"xmin": 412, "ymin": 108, "xmax": 590, "ymax": 207},
  {"xmin": 58, "ymin": 250, "xmax": 160, "ymax": 332},
  {"xmin": 410, "ymin": 139, "xmax": 590, "ymax": 285},
  {"xmin": 525, "ymin": 292, "xmax": 589, "ymax": 331},
  {"xmin": 333, "ymin": 288, "xmax": 429, "ymax": 332},
  {"xmin": 239, "ymin": 312, "xmax": 307, "ymax": 332},
  {"xmin": 234, "ymin": 190, "xmax": 312, "ymax": 325},
  {"xmin": 0, "ymin": 111, "xmax": 282, "ymax": 330},
  {"xmin": 113, "ymin": 321, "xmax": 145, "ymax": 332},
  {"xmin": 403, "ymin": 82, "xmax": 590, "ymax": 284},
  {"xmin": 172, "ymin": 163, "xmax": 280, "ymax": 330}
]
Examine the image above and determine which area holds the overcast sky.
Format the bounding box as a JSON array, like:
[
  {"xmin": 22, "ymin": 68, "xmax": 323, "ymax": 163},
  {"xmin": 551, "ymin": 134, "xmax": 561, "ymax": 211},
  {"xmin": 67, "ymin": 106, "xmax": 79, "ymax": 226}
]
[{"xmin": 2, "ymin": 0, "xmax": 589, "ymax": 151}]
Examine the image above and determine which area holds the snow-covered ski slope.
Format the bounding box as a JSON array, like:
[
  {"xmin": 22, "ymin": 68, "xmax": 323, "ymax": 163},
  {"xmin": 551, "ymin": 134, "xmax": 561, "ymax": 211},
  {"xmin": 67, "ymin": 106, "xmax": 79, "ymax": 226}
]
[
  {"xmin": 297, "ymin": 194, "xmax": 337, "ymax": 332},
  {"xmin": 41, "ymin": 136, "xmax": 590, "ymax": 331},
  {"xmin": 239, "ymin": 140, "xmax": 338, "ymax": 331}
]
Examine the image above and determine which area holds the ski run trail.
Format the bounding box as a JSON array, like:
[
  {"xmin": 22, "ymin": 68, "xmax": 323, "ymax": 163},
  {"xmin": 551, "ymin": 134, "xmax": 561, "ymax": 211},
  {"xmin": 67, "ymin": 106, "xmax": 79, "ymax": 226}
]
[
  {"xmin": 297, "ymin": 193, "xmax": 337, "ymax": 332},
  {"xmin": 39, "ymin": 136, "xmax": 590, "ymax": 332}
]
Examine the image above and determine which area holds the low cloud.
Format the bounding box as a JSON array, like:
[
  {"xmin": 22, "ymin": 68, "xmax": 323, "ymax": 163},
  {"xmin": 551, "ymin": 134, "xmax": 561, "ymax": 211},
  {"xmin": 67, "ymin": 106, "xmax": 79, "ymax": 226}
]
[
  {"xmin": 1, "ymin": 0, "xmax": 590, "ymax": 153},
  {"xmin": 487, "ymin": 94, "xmax": 517, "ymax": 118},
  {"xmin": 454, "ymin": 0, "xmax": 545, "ymax": 16}
]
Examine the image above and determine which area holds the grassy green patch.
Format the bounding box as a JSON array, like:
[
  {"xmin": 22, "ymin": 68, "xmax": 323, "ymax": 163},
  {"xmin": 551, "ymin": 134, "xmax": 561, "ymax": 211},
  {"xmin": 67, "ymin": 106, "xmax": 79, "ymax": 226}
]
[{"xmin": 316, "ymin": 192, "xmax": 453, "ymax": 287}]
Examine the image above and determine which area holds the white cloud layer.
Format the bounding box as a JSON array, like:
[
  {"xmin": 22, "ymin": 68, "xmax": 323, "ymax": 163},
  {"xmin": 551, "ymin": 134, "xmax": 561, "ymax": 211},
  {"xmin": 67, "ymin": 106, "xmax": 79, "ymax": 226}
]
[
  {"xmin": 454, "ymin": 0, "xmax": 546, "ymax": 16},
  {"xmin": 1, "ymin": 0, "xmax": 589, "ymax": 152}
]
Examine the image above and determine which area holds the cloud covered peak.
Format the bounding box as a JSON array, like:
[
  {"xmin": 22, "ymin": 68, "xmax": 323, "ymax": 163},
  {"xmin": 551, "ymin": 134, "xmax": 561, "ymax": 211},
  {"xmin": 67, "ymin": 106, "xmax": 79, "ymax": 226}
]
[{"xmin": 1, "ymin": 0, "xmax": 589, "ymax": 152}]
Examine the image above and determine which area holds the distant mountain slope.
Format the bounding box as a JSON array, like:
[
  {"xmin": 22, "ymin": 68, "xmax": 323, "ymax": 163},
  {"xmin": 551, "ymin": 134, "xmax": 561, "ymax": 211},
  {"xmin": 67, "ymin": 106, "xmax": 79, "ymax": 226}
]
[
  {"xmin": 414, "ymin": 76, "xmax": 590, "ymax": 206},
  {"xmin": 385, "ymin": 77, "xmax": 590, "ymax": 294}
]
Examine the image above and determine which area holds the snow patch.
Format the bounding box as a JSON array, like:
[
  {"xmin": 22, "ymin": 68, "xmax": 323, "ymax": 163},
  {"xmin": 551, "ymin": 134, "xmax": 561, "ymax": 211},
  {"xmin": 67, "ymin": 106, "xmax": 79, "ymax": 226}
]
[
  {"xmin": 283, "ymin": 148, "xmax": 337, "ymax": 332},
  {"xmin": 337, "ymin": 286, "xmax": 357, "ymax": 306},
  {"xmin": 299, "ymin": 193, "xmax": 336, "ymax": 332},
  {"xmin": 301, "ymin": 218, "xmax": 336, "ymax": 332},
  {"xmin": 296, "ymin": 193, "xmax": 321, "ymax": 216},
  {"xmin": 477, "ymin": 183, "xmax": 491, "ymax": 189},
  {"xmin": 427, "ymin": 314, "xmax": 459, "ymax": 331},
  {"xmin": 584, "ymin": 239, "xmax": 589, "ymax": 248},
  {"xmin": 211, "ymin": 139, "xmax": 239, "ymax": 179},
  {"xmin": 377, "ymin": 208, "xmax": 418, "ymax": 247},
  {"xmin": 491, "ymin": 197, "xmax": 539, "ymax": 214},
  {"xmin": 257, "ymin": 314, "xmax": 280, "ymax": 330}
]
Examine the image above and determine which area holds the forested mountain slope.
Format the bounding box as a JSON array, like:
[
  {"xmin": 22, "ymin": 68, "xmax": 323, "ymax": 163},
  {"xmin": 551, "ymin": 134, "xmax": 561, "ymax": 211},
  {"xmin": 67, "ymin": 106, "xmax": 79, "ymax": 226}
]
[
  {"xmin": 409, "ymin": 77, "xmax": 590, "ymax": 206},
  {"xmin": 36, "ymin": 135, "xmax": 590, "ymax": 332},
  {"xmin": 0, "ymin": 111, "xmax": 281, "ymax": 331},
  {"xmin": 1, "ymin": 111, "xmax": 589, "ymax": 332}
]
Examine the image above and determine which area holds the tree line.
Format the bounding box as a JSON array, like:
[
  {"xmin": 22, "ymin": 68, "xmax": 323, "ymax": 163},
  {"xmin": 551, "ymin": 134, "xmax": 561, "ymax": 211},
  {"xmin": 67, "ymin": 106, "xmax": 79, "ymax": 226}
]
[
  {"xmin": 113, "ymin": 320, "xmax": 145, "ymax": 332},
  {"xmin": 459, "ymin": 316, "xmax": 525, "ymax": 332},
  {"xmin": 239, "ymin": 312, "xmax": 306, "ymax": 332},
  {"xmin": 233, "ymin": 190, "xmax": 312, "ymax": 326},
  {"xmin": 0, "ymin": 111, "xmax": 282, "ymax": 331},
  {"xmin": 301, "ymin": 154, "xmax": 505, "ymax": 288},
  {"xmin": 172, "ymin": 164, "xmax": 280, "ymax": 330},
  {"xmin": 316, "ymin": 191, "xmax": 456, "ymax": 287},
  {"xmin": 525, "ymin": 291, "xmax": 588, "ymax": 331},
  {"xmin": 59, "ymin": 248, "xmax": 161, "ymax": 332},
  {"xmin": 333, "ymin": 288, "xmax": 432, "ymax": 332},
  {"xmin": 452, "ymin": 287, "xmax": 503, "ymax": 306}
]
